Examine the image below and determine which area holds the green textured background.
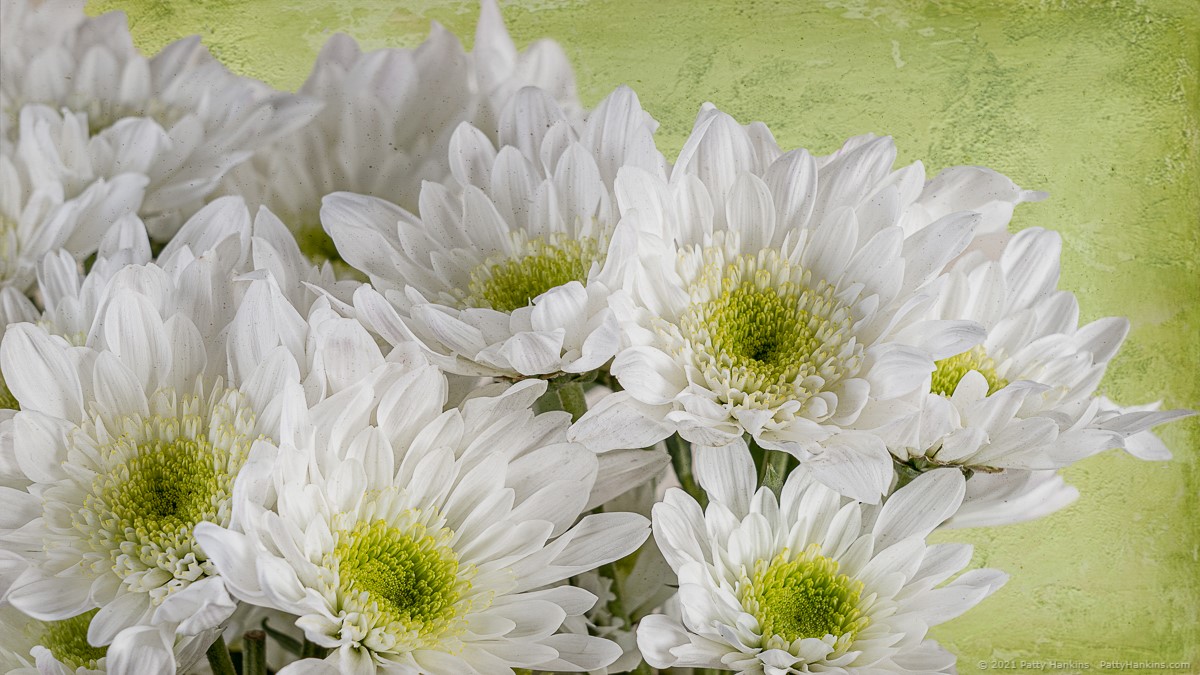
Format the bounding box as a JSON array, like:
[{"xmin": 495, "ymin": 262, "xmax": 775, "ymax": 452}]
[{"xmin": 85, "ymin": 1, "xmax": 1200, "ymax": 672}]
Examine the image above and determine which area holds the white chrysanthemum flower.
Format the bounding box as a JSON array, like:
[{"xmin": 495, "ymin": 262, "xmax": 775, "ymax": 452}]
[
  {"xmin": 0, "ymin": 0, "xmax": 317, "ymax": 239},
  {"xmin": 223, "ymin": 0, "xmax": 578, "ymax": 266},
  {"xmin": 0, "ymin": 603, "xmax": 211, "ymax": 675},
  {"xmin": 323, "ymin": 85, "xmax": 665, "ymax": 379},
  {"xmin": 573, "ymin": 106, "xmax": 986, "ymax": 500},
  {"xmin": 194, "ymin": 362, "xmax": 651, "ymax": 674},
  {"xmin": 862, "ymin": 227, "xmax": 1194, "ymax": 527},
  {"xmin": 0, "ymin": 243, "xmax": 313, "ymax": 660},
  {"xmin": 0, "ymin": 195, "xmax": 359, "ymax": 484},
  {"xmin": 896, "ymin": 163, "xmax": 1045, "ymax": 260},
  {"xmin": 0, "ymin": 105, "xmax": 156, "ymax": 291},
  {"xmin": 637, "ymin": 443, "xmax": 1006, "ymax": 673}
]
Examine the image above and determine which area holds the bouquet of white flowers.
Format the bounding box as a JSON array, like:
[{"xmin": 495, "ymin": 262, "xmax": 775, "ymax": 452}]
[{"xmin": 0, "ymin": 2, "xmax": 1191, "ymax": 674}]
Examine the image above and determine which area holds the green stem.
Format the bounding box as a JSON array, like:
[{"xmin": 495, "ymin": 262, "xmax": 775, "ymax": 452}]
[
  {"xmin": 630, "ymin": 662, "xmax": 655, "ymax": 674},
  {"xmin": 205, "ymin": 636, "xmax": 236, "ymax": 675},
  {"xmin": 599, "ymin": 559, "xmax": 631, "ymax": 627},
  {"xmin": 666, "ymin": 433, "xmax": 707, "ymax": 509},
  {"xmin": 557, "ymin": 381, "xmax": 588, "ymax": 422},
  {"xmin": 533, "ymin": 384, "xmax": 564, "ymax": 415},
  {"xmin": 301, "ymin": 638, "xmax": 328, "ymax": 660},
  {"xmin": 261, "ymin": 618, "xmax": 302, "ymax": 655},
  {"xmin": 243, "ymin": 630, "xmax": 266, "ymax": 675}
]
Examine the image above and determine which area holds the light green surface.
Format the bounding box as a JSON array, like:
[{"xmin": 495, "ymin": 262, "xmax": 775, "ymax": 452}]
[{"xmin": 86, "ymin": 0, "xmax": 1200, "ymax": 672}]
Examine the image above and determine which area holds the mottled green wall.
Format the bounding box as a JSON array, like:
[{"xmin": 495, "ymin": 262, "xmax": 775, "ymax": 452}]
[{"xmin": 86, "ymin": 0, "xmax": 1200, "ymax": 672}]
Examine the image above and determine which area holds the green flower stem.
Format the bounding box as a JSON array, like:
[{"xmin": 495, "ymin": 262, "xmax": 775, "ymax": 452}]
[
  {"xmin": 261, "ymin": 618, "xmax": 301, "ymax": 655},
  {"xmin": 205, "ymin": 636, "xmax": 236, "ymax": 675},
  {"xmin": 301, "ymin": 638, "xmax": 328, "ymax": 659},
  {"xmin": 533, "ymin": 378, "xmax": 586, "ymax": 419},
  {"xmin": 243, "ymin": 630, "xmax": 266, "ymax": 675},
  {"xmin": 557, "ymin": 381, "xmax": 588, "ymax": 422},
  {"xmin": 599, "ymin": 559, "xmax": 631, "ymax": 627},
  {"xmin": 666, "ymin": 433, "xmax": 707, "ymax": 509}
]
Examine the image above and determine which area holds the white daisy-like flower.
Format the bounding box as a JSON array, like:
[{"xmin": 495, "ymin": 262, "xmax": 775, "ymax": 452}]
[
  {"xmin": 573, "ymin": 106, "xmax": 986, "ymax": 500},
  {"xmin": 0, "ymin": 105, "xmax": 156, "ymax": 292},
  {"xmin": 0, "ymin": 241, "xmax": 311, "ymax": 659},
  {"xmin": 194, "ymin": 361, "xmax": 651, "ymax": 674},
  {"xmin": 862, "ymin": 227, "xmax": 1194, "ymax": 527},
  {"xmin": 637, "ymin": 443, "xmax": 1007, "ymax": 673},
  {"xmin": 0, "ymin": 603, "xmax": 211, "ymax": 675},
  {"xmin": 323, "ymin": 85, "xmax": 665, "ymax": 380},
  {"xmin": 0, "ymin": 194, "xmax": 362, "ymax": 487},
  {"xmin": 896, "ymin": 163, "xmax": 1046, "ymax": 260},
  {"xmin": 1, "ymin": 0, "xmax": 317, "ymax": 239},
  {"xmin": 223, "ymin": 0, "xmax": 579, "ymax": 266}
]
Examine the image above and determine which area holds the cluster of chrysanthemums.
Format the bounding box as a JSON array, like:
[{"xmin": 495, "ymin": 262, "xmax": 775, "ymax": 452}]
[{"xmin": 0, "ymin": 1, "xmax": 1191, "ymax": 674}]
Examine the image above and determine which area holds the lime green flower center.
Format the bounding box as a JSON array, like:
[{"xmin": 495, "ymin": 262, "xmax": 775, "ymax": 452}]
[
  {"xmin": 465, "ymin": 236, "xmax": 602, "ymax": 313},
  {"xmin": 39, "ymin": 610, "xmax": 106, "ymax": 670},
  {"xmin": 107, "ymin": 437, "xmax": 225, "ymax": 522},
  {"xmin": 930, "ymin": 346, "xmax": 1008, "ymax": 397},
  {"xmin": 0, "ymin": 373, "xmax": 18, "ymax": 410},
  {"xmin": 296, "ymin": 223, "xmax": 343, "ymax": 265},
  {"xmin": 295, "ymin": 222, "xmax": 367, "ymax": 281},
  {"xmin": 335, "ymin": 517, "xmax": 470, "ymax": 646},
  {"xmin": 73, "ymin": 389, "xmax": 256, "ymax": 599},
  {"xmin": 740, "ymin": 544, "xmax": 869, "ymax": 645},
  {"xmin": 676, "ymin": 250, "xmax": 862, "ymax": 410}
]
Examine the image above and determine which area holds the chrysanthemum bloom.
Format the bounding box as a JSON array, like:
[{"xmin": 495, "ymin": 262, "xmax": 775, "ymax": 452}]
[
  {"xmin": 862, "ymin": 227, "xmax": 1194, "ymax": 527},
  {"xmin": 0, "ymin": 603, "xmax": 210, "ymax": 675},
  {"xmin": 323, "ymin": 85, "xmax": 664, "ymax": 380},
  {"xmin": 0, "ymin": 0, "xmax": 317, "ymax": 239},
  {"xmin": 572, "ymin": 106, "xmax": 987, "ymax": 501},
  {"xmin": 895, "ymin": 163, "xmax": 1046, "ymax": 261},
  {"xmin": 195, "ymin": 362, "xmax": 651, "ymax": 674},
  {"xmin": 0, "ymin": 105, "xmax": 156, "ymax": 292},
  {"xmin": 0, "ymin": 194, "xmax": 364, "ymax": 487},
  {"xmin": 223, "ymin": 0, "xmax": 578, "ymax": 267},
  {"xmin": 637, "ymin": 446, "xmax": 1006, "ymax": 672},
  {"xmin": 0, "ymin": 239, "xmax": 314, "ymax": 664}
]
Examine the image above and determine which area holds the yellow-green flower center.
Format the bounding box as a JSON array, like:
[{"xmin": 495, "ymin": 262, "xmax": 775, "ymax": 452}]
[
  {"xmin": 72, "ymin": 389, "xmax": 256, "ymax": 600},
  {"xmin": 675, "ymin": 249, "xmax": 862, "ymax": 410},
  {"xmin": 38, "ymin": 610, "xmax": 106, "ymax": 670},
  {"xmin": 294, "ymin": 222, "xmax": 367, "ymax": 281},
  {"xmin": 464, "ymin": 236, "xmax": 602, "ymax": 313},
  {"xmin": 740, "ymin": 544, "xmax": 869, "ymax": 645},
  {"xmin": 296, "ymin": 223, "xmax": 343, "ymax": 266},
  {"xmin": 0, "ymin": 373, "xmax": 18, "ymax": 410},
  {"xmin": 930, "ymin": 346, "xmax": 1008, "ymax": 397},
  {"xmin": 334, "ymin": 517, "xmax": 471, "ymax": 647}
]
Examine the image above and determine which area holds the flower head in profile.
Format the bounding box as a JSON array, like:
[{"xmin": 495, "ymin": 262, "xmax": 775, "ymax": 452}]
[
  {"xmin": 323, "ymin": 85, "xmax": 664, "ymax": 380},
  {"xmin": 574, "ymin": 107, "xmax": 987, "ymax": 501},
  {"xmin": 0, "ymin": 105, "xmax": 155, "ymax": 292},
  {"xmin": 195, "ymin": 362, "xmax": 651, "ymax": 674},
  {"xmin": 223, "ymin": 0, "xmax": 579, "ymax": 268},
  {"xmin": 638, "ymin": 446, "xmax": 1006, "ymax": 673},
  {"xmin": 866, "ymin": 227, "xmax": 1194, "ymax": 527},
  {"xmin": 0, "ymin": 0, "xmax": 317, "ymax": 239}
]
